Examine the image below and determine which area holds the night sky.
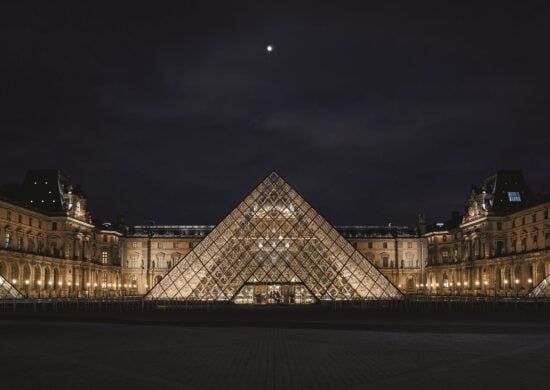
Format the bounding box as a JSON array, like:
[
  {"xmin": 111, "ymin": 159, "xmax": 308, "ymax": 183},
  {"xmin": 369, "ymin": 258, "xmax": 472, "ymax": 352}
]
[{"xmin": 1, "ymin": 1, "xmax": 549, "ymax": 226}]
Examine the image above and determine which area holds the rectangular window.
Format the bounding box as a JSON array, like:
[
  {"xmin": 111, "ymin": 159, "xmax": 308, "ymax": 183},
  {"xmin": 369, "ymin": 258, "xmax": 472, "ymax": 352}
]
[
  {"xmin": 17, "ymin": 236, "xmax": 23, "ymax": 250},
  {"xmin": 367, "ymin": 242, "xmax": 373, "ymax": 249},
  {"xmin": 496, "ymin": 222, "xmax": 502, "ymax": 230},
  {"xmin": 52, "ymin": 222, "xmax": 57, "ymax": 231},
  {"xmin": 6, "ymin": 210, "xmax": 11, "ymax": 221},
  {"xmin": 4, "ymin": 232, "xmax": 11, "ymax": 248},
  {"xmin": 407, "ymin": 242, "xmax": 413, "ymax": 249},
  {"xmin": 383, "ymin": 242, "xmax": 388, "ymax": 249},
  {"xmin": 173, "ymin": 242, "xmax": 177, "ymax": 249},
  {"xmin": 29, "ymin": 217, "xmax": 33, "ymax": 227},
  {"xmin": 532, "ymin": 214, "xmax": 537, "ymax": 223},
  {"xmin": 545, "ymin": 209, "xmax": 549, "ymax": 219},
  {"xmin": 157, "ymin": 242, "xmax": 162, "ymax": 249},
  {"xmin": 382, "ymin": 256, "xmax": 389, "ymax": 267},
  {"xmin": 101, "ymin": 251, "xmax": 108, "ymax": 264},
  {"xmin": 132, "ymin": 241, "xmax": 138, "ymax": 248},
  {"xmin": 18, "ymin": 214, "xmax": 22, "ymax": 223},
  {"xmin": 38, "ymin": 220, "xmax": 42, "ymax": 229},
  {"xmin": 508, "ymin": 192, "xmax": 522, "ymax": 202}
]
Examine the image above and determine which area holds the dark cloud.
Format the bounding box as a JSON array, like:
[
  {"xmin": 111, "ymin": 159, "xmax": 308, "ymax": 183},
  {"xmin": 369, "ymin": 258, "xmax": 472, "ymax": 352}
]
[{"xmin": 1, "ymin": 1, "xmax": 549, "ymax": 226}]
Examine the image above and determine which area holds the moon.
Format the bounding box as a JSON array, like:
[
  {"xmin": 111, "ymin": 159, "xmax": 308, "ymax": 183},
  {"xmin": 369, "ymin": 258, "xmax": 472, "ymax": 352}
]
[{"xmin": 266, "ymin": 45, "xmax": 273, "ymax": 52}]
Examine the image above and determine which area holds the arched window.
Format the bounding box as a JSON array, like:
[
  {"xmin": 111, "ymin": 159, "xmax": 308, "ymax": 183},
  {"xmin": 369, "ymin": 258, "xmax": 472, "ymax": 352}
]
[
  {"xmin": 514, "ymin": 264, "xmax": 521, "ymax": 289},
  {"xmin": 44, "ymin": 268, "xmax": 51, "ymax": 290},
  {"xmin": 23, "ymin": 264, "xmax": 31, "ymax": 286},
  {"xmin": 11, "ymin": 264, "xmax": 19, "ymax": 284},
  {"xmin": 53, "ymin": 268, "xmax": 60, "ymax": 290},
  {"xmin": 34, "ymin": 266, "xmax": 41, "ymax": 290},
  {"xmin": 495, "ymin": 267, "xmax": 502, "ymax": 289}
]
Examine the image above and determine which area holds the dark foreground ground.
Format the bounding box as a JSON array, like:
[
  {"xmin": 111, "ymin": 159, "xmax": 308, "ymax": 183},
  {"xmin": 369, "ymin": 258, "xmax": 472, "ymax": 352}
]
[{"xmin": 1, "ymin": 304, "xmax": 549, "ymax": 390}]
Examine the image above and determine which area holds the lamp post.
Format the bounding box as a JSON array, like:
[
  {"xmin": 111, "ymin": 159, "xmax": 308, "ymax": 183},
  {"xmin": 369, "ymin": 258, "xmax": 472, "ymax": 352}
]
[
  {"xmin": 483, "ymin": 280, "xmax": 488, "ymax": 296},
  {"xmin": 515, "ymin": 279, "xmax": 520, "ymax": 297}
]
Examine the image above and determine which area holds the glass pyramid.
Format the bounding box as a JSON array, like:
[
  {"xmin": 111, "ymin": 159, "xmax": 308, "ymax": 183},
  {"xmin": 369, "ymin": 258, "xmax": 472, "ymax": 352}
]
[
  {"xmin": 529, "ymin": 274, "xmax": 550, "ymax": 297},
  {"xmin": 146, "ymin": 172, "xmax": 402, "ymax": 302},
  {"xmin": 0, "ymin": 274, "xmax": 24, "ymax": 299}
]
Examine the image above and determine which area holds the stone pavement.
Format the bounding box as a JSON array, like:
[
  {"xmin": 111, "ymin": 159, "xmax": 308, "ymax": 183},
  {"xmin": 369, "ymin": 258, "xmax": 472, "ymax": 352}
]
[{"xmin": 0, "ymin": 319, "xmax": 548, "ymax": 390}]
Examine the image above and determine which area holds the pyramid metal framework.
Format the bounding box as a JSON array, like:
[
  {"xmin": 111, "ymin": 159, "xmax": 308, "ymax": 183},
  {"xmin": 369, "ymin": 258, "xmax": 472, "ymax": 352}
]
[
  {"xmin": 0, "ymin": 274, "xmax": 24, "ymax": 299},
  {"xmin": 146, "ymin": 172, "xmax": 402, "ymax": 302},
  {"xmin": 529, "ymin": 274, "xmax": 550, "ymax": 297}
]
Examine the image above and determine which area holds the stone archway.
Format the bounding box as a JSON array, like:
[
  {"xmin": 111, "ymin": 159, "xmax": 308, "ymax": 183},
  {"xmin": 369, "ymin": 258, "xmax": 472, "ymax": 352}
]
[
  {"xmin": 11, "ymin": 263, "xmax": 19, "ymax": 285},
  {"xmin": 53, "ymin": 268, "xmax": 60, "ymax": 291},
  {"xmin": 495, "ymin": 267, "xmax": 502, "ymax": 290},
  {"xmin": 34, "ymin": 265, "xmax": 42, "ymax": 291},
  {"xmin": 44, "ymin": 267, "xmax": 51, "ymax": 290},
  {"xmin": 537, "ymin": 262, "xmax": 547, "ymax": 284},
  {"xmin": 23, "ymin": 264, "xmax": 31, "ymax": 286},
  {"xmin": 514, "ymin": 264, "xmax": 521, "ymax": 289}
]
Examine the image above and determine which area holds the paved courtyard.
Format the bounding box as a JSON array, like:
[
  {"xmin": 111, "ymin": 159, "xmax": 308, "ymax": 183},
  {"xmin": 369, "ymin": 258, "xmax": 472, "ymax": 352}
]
[{"xmin": 0, "ymin": 314, "xmax": 549, "ymax": 390}]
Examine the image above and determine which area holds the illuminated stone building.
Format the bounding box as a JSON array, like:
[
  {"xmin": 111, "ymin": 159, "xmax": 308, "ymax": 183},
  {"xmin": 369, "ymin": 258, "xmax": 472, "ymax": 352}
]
[
  {"xmin": 424, "ymin": 171, "xmax": 550, "ymax": 296},
  {"xmin": 0, "ymin": 170, "xmax": 122, "ymax": 298},
  {"xmin": 0, "ymin": 169, "xmax": 548, "ymax": 300},
  {"xmin": 124, "ymin": 224, "xmax": 424, "ymax": 296}
]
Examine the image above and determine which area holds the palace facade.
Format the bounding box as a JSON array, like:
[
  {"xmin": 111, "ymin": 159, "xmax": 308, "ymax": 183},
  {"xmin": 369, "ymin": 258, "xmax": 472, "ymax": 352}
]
[
  {"xmin": 424, "ymin": 171, "xmax": 550, "ymax": 296},
  {"xmin": 0, "ymin": 169, "xmax": 548, "ymax": 299}
]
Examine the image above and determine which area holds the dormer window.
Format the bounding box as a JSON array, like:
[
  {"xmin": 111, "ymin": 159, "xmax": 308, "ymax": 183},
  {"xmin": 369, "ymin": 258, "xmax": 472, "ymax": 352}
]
[
  {"xmin": 75, "ymin": 201, "xmax": 81, "ymax": 216},
  {"xmin": 507, "ymin": 192, "xmax": 521, "ymax": 202}
]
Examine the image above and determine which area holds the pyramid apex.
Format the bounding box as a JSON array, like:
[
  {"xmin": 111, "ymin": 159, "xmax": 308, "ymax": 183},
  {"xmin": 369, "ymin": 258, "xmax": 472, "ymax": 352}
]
[{"xmin": 267, "ymin": 171, "xmax": 283, "ymax": 182}]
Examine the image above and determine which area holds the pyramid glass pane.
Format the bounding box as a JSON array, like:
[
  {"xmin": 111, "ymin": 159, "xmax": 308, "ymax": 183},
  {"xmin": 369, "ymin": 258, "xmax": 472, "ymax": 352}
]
[
  {"xmin": 0, "ymin": 275, "xmax": 24, "ymax": 299},
  {"xmin": 146, "ymin": 172, "xmax": 402, "ymax": 302},
  {"xmin": 529, "ymin": 274, "xmax": 550, "ymax": 297}
]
